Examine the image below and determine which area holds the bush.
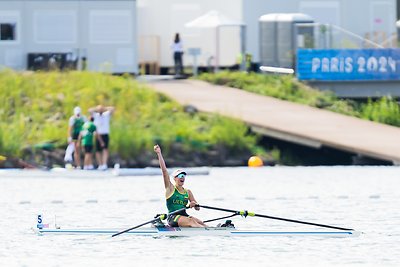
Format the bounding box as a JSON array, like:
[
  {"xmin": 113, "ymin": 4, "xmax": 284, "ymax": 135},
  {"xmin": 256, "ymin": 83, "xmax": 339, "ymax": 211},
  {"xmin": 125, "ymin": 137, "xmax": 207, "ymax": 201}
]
[{"xmin": 0, "ymin": 69, "xmax": 267, "ymax": 163}]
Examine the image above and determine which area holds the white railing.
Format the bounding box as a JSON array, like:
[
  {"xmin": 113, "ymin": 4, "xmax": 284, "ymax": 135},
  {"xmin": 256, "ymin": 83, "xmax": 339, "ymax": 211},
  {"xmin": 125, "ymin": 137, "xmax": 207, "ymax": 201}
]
[{"xmin": 295, "ymin": 23, "xmax": 396, "ymax": 50}]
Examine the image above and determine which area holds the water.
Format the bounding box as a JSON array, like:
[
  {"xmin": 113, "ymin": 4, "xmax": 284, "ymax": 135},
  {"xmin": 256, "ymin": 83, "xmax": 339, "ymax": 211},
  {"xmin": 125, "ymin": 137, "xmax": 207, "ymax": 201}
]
[{"xmin": 1, "ymin": 166, "xmax": 399, "ymax": 266}]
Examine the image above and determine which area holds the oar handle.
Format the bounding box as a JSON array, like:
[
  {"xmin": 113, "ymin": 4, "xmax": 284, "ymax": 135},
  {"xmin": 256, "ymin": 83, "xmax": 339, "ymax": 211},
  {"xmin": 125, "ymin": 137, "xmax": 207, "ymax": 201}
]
[{"xmin": 155, "ymin": 207, "xmax": 188, "ymax": 220}]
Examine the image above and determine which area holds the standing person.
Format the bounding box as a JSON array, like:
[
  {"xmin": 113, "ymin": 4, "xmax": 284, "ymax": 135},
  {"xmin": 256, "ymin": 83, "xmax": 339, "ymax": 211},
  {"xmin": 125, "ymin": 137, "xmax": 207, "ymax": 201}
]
[
  {"xmin": 171, "ymin": 33, "xmax": 184, "ymax": 76},
  {"xmin": 67, "ymin": 106, "xmax": 86, "ymax": 169},
  {"xmin": 89, "ymin": 105, "xmax": 115, "ymax": 170},
  {"xmin": 154, "ymin": 144, "xmax": 206, "ymax": 227},
  {"xmin": 78, "ymin": 116, "xmax": 104, "ymax": 170}
]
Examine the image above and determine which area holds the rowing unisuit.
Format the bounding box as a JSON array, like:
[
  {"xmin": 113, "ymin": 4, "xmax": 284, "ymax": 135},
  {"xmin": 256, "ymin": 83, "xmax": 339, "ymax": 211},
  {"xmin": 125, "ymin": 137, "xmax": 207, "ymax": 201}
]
[{"xmin": 166, "ymin": 186, "xmax": 190, "ymax": 226}]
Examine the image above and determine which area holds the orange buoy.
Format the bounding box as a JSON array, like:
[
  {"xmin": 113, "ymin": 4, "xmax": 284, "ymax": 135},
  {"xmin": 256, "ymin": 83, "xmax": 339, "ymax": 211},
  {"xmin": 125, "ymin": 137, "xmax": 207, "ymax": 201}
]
[{"xmin": 248, "ymin": 156, "xmax": 263, "ymax": 167}]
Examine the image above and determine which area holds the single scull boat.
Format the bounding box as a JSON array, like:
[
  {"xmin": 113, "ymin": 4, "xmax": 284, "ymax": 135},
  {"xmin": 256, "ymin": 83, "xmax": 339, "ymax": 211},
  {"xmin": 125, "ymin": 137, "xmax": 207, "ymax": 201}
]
[
  {"xmin": 34, "ymin": 226, "xmax": 359, "ymax": 237},
  {"xmin": 34, "ymin": 205, "xmax": 360, "ymax": 238}
]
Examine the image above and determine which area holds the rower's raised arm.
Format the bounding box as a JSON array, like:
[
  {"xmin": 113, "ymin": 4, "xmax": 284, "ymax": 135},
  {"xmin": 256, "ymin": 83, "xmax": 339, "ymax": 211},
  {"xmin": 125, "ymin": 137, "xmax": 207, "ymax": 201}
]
[{"xmin": 154, "ymin": 144, "xmax": 173, "ymax": 190}]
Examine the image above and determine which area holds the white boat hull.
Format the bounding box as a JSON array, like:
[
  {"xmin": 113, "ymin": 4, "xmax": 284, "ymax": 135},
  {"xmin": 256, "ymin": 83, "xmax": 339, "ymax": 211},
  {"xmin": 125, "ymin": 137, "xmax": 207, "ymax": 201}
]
[{"xmin": 34, "ymin": 227, "xmax": 360, "ymax": 237}]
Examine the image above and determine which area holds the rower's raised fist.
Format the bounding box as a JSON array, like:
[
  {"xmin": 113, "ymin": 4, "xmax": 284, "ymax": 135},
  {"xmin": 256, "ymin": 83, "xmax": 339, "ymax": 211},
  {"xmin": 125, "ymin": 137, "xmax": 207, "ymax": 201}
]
[{"xmin": 154, "ymin": 144, "xmax": 161, "ymax": 153}]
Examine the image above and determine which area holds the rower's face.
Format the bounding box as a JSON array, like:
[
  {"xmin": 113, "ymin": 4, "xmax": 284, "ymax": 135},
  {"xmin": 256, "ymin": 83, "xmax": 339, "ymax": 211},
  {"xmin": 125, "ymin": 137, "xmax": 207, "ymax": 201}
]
[{"xmin": 174, "ymin": 173, "xmax": 186, "ymax": 185}]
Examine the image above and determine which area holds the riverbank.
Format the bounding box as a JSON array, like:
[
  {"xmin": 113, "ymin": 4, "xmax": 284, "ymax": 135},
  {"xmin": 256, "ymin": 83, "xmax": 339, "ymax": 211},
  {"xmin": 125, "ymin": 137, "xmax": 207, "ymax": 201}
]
[{"xmin": 0, "ymin": 70, "xmax": 276, "ymax": 169}]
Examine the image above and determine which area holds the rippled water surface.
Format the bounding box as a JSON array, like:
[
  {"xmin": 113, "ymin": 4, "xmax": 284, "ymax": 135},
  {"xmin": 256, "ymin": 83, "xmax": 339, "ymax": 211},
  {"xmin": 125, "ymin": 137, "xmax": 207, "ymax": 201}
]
[{"xmin": 1, "ymin": 166, "xmax": 399, "ymax": 266}]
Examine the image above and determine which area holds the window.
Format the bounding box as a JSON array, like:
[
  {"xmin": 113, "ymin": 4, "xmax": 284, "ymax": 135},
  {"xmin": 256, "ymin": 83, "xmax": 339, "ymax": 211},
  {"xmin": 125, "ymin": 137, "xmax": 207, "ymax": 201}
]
[
  {"xmin": 0, "ymin": 23, "xmax": 16, "ymax": 41},
  {"xmin": 34, "ymin": 10, "xmax": 77, "ymax": 44},
  {"xmin": 0, "ymin": 11, "xmax": 20, "ymax": 43},
  {"xmin": 89, "ymin": 10, "xmax": 133, "ymax": 44}
]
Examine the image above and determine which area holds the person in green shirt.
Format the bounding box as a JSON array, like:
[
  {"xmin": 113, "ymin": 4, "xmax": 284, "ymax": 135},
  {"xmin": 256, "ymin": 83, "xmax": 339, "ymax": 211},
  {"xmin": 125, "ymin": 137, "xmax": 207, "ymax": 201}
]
[
  {"xmin": 154, "ymin": 144, "xmax": 206, "ymax": 227},
  {"xmin": 78, "ymin": 116, "xmax": 104, "ymax": 170},
  {"xmin": 67, "ymin": 106, "xmax": 86, "ymax": 168}
]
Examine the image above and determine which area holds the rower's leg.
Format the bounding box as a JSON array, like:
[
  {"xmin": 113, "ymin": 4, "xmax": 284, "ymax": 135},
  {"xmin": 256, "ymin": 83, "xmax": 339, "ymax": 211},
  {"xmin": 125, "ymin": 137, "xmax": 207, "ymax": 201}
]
[
  {"xmin": 189, "ymin": 216, "xmax": 208, "ymax": 227},
  {"xmin": 177, "ymin": 216, "xmax": 205, "ymax": 227}
]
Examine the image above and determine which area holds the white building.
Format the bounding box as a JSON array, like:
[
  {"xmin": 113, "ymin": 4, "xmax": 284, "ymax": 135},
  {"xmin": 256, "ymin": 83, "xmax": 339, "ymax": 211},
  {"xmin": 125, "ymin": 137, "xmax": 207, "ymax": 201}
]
[
  {"xmin": 0, "ymin": 0, "xmax": 138, "ymax": 73},
  {"xmin": 137, "ymin": 0, "xmax": 397, "ymax": 71},
  {"xmin": 244, "ymin": 0, "xmax": 397, "ymax": 63},
  {"xmin": 0, "ymin": 0, "xmax": 397, "ymax": 73},
  {"xmin": 136, "ymin": 0, "xmax": 243, "ymax": 73}
]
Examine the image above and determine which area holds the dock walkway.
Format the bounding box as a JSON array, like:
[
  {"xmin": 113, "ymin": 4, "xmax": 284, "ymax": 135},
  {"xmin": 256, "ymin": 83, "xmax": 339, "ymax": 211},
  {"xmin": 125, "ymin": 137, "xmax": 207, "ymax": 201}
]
[{"xmin": 148, "ymin": 79, "xmax": 400, "ymax": 164}]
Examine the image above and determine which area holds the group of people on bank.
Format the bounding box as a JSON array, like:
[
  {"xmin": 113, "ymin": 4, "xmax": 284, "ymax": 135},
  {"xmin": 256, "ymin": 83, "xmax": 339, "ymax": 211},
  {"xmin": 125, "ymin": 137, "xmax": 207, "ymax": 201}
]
[{"xmin": 66, "ymin": 105, "xmax": 114, "ymax": 170}]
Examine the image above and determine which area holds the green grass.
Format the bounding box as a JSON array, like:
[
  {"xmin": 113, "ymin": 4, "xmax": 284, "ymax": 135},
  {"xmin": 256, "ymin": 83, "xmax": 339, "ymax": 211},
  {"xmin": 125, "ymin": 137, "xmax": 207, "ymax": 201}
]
[
  {"xmin": 0, "ymin": 69, "xmax": 266, "ymax": 162},
  {"xmin": 197, "ymin": 71, "xmax": 400, "ymax": 127}
]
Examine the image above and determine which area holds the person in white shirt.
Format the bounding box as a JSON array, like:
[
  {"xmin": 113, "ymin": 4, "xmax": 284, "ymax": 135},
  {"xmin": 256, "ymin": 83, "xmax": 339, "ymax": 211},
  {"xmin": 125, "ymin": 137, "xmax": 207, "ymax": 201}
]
[
  {"xmin": 89, "ymin": 105, "xmax": 115, "ymax": 170},
  {"xmin": 171, "ymin": 33, "xmax": 184, "ymax": 76}
]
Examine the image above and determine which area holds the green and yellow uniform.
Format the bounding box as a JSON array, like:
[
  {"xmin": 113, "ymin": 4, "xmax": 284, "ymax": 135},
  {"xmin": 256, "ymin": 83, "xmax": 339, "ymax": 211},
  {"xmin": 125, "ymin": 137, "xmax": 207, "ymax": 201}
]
[
  {"xmin": 81, "ymin": 121, "xmax": 97, "ymax": 146},
  {"xmin": 166, "ymin": 186, "xmax": 190, "ymax": 226},
  {"xmin": 70, "ymin": 116, "xmax": 85, "ymax": 140}
]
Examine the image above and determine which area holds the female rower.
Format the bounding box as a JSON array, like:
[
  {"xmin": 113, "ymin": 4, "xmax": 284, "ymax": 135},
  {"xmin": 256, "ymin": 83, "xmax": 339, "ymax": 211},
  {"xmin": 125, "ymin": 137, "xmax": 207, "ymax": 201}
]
[{"xmin": 154, "ymin": 144, "xmax": 206, "ymax": 227}]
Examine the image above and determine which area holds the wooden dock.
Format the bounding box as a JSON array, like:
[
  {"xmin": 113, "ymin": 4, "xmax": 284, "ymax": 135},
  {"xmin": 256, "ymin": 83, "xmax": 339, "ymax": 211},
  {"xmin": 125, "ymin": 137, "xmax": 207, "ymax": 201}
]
[{"xmin": 148, "ymin": 79, "xmax": 400, "ymax": 165}]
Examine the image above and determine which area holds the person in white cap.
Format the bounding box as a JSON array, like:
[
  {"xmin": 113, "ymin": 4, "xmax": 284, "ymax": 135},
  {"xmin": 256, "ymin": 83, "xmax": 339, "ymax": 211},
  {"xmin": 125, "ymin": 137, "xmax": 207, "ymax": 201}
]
[
  {"xmin": 154, "ymin": 144, "xmax": 206, "ymax": 227},
  {"xmin": 67, "ymin": 106, "xmax": 86, "ymax": 168}
]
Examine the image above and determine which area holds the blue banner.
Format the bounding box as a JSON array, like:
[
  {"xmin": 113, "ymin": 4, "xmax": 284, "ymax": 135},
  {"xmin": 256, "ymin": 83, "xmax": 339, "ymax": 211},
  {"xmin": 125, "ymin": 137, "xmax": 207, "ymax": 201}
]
[{"xmin": 297, "ymin": 49, "xmax": 400, "ymax": 81}]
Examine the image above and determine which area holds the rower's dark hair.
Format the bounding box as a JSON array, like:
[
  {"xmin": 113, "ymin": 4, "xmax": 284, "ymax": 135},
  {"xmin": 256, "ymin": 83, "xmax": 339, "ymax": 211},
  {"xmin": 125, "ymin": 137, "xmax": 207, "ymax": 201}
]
[{"xmin": 174, "ymin": 33, "xmax": 180, "ymax": 43}]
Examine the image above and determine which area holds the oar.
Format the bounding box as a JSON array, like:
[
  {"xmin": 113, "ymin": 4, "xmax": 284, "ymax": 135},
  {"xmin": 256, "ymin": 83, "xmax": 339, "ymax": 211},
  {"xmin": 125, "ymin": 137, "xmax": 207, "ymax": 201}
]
[
  {"xmin": 112, "ymin": 207, "xmax": 187, "ymax": 237},
  {"xmin": 197, "ymin": 204, "xmax": 354, "ymax": 231}
]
